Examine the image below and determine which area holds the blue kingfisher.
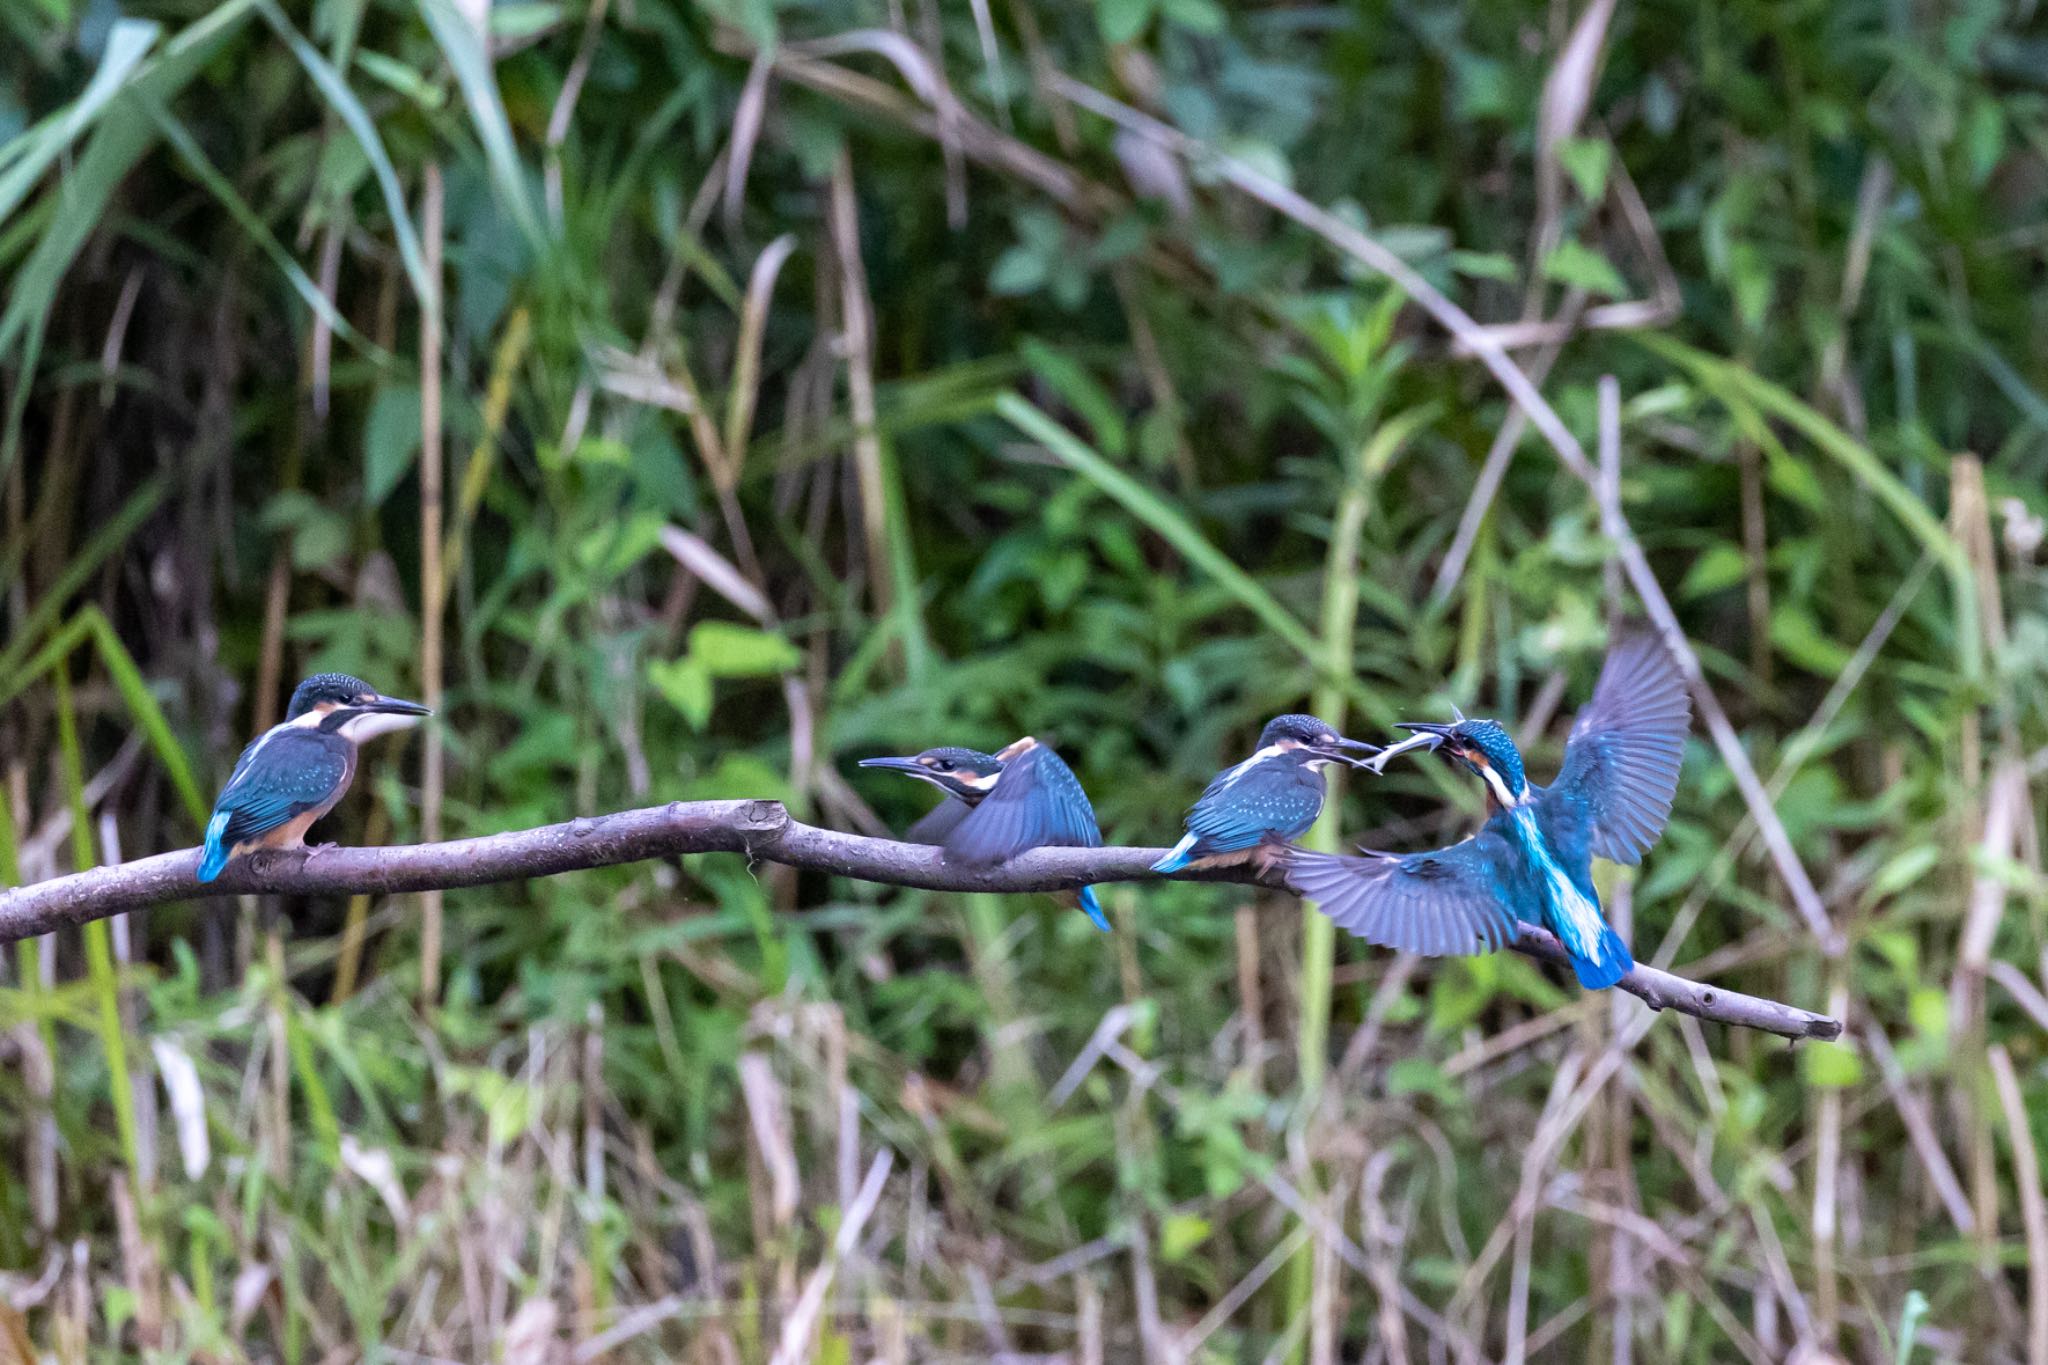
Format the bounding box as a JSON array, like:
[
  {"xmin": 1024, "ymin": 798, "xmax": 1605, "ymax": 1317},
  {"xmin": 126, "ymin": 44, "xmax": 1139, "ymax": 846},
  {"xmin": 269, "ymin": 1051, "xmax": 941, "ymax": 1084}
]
[
  {"xmin": 198, "ymin": 672, "xmax": 431, "ymax": 883},
  {"xmin": 1151, "ymin": 714, "xmax": 1376, "ymax": 874},
  {"xmin": 860, "ymin": 737, "xmax": 1109, "ymax": 930},
  {"xmin": 1286, "ymin": 635, "xmax": 1689, "ymax": 989}
]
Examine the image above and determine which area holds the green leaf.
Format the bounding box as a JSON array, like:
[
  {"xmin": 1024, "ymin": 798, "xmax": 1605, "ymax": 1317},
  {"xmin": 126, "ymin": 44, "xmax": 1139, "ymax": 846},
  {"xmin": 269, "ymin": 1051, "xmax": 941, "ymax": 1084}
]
[
  {"xmin": 1540, "ymin": 239, "xmax": 1626, "ymax": 297},
  {"xmin": 1871, "ymin": 844, "xmax": 1939, "ymax": 898},
  {"xmin": 1449, "ymin": 249, "xmax": 1519, "ymax": 281},
  {"xmin": 1160, "ymin": 1213, "xmax": 1212, "ymax": 1261},
  {"xmin": 1555, "ymin": 136, "xmax": 1611, "ymax": 201},
  {"xmin": 1097, "ymin": 0, "xmax": 1156, "ymax": 45},
  {"xmin": 1769, "ymin": 605, "xmax": 1854, "ymax": 675},
  {"xmin": 1159, "ymin": 0, "xmax": 1223, "ymax": 33},
  {"xmin": 648, "ymin": 657, "xmax": 713, "ymax": 729},
  {"xmin": 1680, "ymin": 543, "xmax": 1749, "ymax": 599},
  {"xmin": 363, "ymin": 384, "xmax": 423, "ymax": 506},
  {"xmin": 988, "ymin": 246, "xmax": 1047, "ymax": 296},
  {"xmin": 1800, "ymin": 1040, "xmax": 1862, "ymax": 1088},
  {"xmin": 353, "ymin": 49, "xmax": 446, "ymax": 110},
  {"xmin": 688, "ymin": 621, "xmax": 802, "ymax": 678}
]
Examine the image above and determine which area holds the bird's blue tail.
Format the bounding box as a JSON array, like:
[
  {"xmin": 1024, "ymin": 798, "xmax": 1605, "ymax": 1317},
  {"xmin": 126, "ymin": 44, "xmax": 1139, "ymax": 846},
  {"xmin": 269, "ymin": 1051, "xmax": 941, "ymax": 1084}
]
[
  {"xmin": 197, "ymin": 810, "xmax": 232, "ymax": 883},
  {"xmin": 1570, "ymin": 923, "xmax": 1634, "ymax": 990},
  {"xmin": 1076, "ymin": 885, "xmax": 1110, "ymax": 932},
  {"xmin": 1150, "ymin": 834, "xmax": 1198, "ymax": 875}
]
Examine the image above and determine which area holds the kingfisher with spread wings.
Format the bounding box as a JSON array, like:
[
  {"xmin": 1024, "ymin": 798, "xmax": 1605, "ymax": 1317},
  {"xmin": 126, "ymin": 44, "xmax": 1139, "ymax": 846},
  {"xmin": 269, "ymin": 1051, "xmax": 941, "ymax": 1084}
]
[
  {"xmin": 860, "ymin": 736, "xmax": 1109, "ymax": 930},
  {"xmin": 1285, "ymin": 635, "xmax": 1690, "ymax": 989}
]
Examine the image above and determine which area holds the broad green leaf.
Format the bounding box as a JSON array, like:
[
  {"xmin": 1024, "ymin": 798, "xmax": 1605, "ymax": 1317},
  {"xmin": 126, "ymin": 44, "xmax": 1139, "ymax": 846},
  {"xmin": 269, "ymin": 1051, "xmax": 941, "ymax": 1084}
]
[
  {"xmin": 1680, "ymin": 543, "xmax": 1749, "ymax": 599},
  {"xmin": 649, "ymin": 657, "xmax": 713, "ymax": 729},
  {"xmin": 1800, "ymin": 1040, "xmax": 1862, "ymax": 1088},
  {"xmin": 363, "ymin": 384, "xmax": 424, "ymax": 506},
  {"xmin": 688, "ymin": 622, "xmax": 802, "ymax": 678},
  {"xmin": 1097, "ymin": 0, "xmax": 1156, "ymax": 44},
  {"xmin": 1540, "ymin": 239, "xmax": 1626, "ymax": 297}
]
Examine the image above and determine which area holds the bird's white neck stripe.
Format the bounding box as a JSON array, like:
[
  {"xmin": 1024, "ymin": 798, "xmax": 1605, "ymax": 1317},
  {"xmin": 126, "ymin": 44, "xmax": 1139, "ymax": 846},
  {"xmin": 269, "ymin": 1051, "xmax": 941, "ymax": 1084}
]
[{"xmin": 1479, "ymin": 762, "xmax": 1526, "ymax": 808}]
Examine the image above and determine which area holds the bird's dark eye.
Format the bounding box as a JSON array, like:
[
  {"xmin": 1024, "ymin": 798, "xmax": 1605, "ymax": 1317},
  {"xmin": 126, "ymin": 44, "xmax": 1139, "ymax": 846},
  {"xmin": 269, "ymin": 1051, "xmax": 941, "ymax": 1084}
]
[{"xmin": 934, "ymin": 759, "xmax": 954, "ymax": 772}]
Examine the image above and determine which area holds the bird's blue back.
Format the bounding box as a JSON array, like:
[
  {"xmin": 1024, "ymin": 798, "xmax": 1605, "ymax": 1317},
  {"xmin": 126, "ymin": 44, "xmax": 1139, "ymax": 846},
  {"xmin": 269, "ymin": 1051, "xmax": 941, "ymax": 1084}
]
[{"xmin": 1182, "ymin": 754, "xmax": 1325, "ymax": 855}]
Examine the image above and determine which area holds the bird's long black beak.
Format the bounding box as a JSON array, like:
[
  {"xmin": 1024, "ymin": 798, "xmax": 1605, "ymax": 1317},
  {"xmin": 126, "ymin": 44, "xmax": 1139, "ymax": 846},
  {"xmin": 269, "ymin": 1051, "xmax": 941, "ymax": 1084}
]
[
  {"xmin": 371, "ymin": 696, "xmax": 433, "ymax": 717},
  {"xmin": 1312, "ymin": 735, "xmax": 1381, "ymax": 768},
  {"xmin": 858, "ymin": 756, "xmax": 924, "ymax": 775},
  {"xmin": 1365, "ymin": 724, "xmax": 1450, "ymax": 773}
]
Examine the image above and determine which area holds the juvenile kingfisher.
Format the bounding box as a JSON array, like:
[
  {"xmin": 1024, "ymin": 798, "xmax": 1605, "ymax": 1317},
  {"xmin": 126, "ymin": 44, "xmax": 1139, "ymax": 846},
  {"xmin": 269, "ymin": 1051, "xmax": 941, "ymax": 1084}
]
[
  {"xmin": 1151, "ymin": 715, "xmax": 1376, "ymax": 874},
  {"xmin": 1285, "ymin": 635, "xmax": 1689, "ymax": 989},
  {"xmin": 198, "ymin": 672, "xmax": 431, "ymax": 883},
  {"xmin": 860, "ymin": 737, "xmax": 1109, "ymax": 930}
]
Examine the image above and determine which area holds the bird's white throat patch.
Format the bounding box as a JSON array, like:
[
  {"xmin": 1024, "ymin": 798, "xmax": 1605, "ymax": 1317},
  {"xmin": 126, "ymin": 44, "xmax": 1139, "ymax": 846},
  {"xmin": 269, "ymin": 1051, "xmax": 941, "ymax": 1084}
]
[{"xmin": 1476, "ymin": 758, "xmax": 1527, "ymax": 808}]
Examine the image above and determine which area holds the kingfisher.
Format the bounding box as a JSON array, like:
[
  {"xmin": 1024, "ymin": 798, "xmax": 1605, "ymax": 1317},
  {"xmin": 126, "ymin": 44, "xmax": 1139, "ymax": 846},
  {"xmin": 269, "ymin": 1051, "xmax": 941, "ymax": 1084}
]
[
  {"xmin": 197, "ymin": 672, "xmax": 432, "ymax": 883},
  {"xmin": 1151, "ymin": 714, "xmax": 1377, "ymax": 874},
  {"xmin": 859, "ymin": 736, "xmax": 1109, "ymax": 930},
  {"xmin": 1285, "ymin": 635, "xmax": 1689, "ymax": 989}
]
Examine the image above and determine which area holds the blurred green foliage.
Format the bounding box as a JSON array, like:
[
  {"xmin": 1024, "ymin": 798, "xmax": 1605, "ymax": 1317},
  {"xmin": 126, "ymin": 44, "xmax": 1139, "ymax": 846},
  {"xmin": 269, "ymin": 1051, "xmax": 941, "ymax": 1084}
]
[{"xmin": 0, "ymin": 0, "xmax": 2046, "ymax": 1359}]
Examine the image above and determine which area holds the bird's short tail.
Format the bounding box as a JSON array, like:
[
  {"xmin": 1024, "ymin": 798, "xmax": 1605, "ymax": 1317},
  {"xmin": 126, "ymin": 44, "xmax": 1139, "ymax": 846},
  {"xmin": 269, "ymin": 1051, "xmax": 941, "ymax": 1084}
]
[
  {"xmin": 1149, "ymin": 834, "xmax": 1198, "ymax": 875},
  {"xmin": 1076, "ymin": 885, "xmax": 1110, "ymax": 932},
  {"xmin": 1571, "ymin": 923, "xmax": 1634, "ymax": 990},
  {"xmin": 197, "ymin": 810, "xmax": 233, "ymax": 884}
]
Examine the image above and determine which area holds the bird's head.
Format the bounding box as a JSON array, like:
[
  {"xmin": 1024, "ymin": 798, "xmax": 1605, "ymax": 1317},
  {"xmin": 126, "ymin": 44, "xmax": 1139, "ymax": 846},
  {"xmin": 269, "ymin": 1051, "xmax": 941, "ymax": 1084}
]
[
  {"xmin": 1382, "ymin": 715, "xmax": 1528, "ymax": 805},
  {"xmin": 1256, "ymin": 713, "xmax": 1379, "ymax": 769},
  {"xmin": 859, "ymin": 745, "xmax": 1005, "ymax": 801},
  {"xmin": 287, "ymin": 672, "xmax": 432, "ymax": 742}
]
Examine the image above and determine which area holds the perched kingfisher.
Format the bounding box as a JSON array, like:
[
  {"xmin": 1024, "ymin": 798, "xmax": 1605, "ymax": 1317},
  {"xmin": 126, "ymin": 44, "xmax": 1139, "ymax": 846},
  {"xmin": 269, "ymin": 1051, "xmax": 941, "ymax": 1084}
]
[
  {"xmin": 1151, "ymin": 714, "xmax": 1377, "ymax": 874},
  {"xmin": 198, "ymin": 672, "xmax": 431, "ymax": 883},
  {"xmin": 859, "ymin": 736, "xmax": 1109, "ymax": 930},
  {"xmin": 1285, "ymin": 635, "xmax": 1689, "ymax": 989}
]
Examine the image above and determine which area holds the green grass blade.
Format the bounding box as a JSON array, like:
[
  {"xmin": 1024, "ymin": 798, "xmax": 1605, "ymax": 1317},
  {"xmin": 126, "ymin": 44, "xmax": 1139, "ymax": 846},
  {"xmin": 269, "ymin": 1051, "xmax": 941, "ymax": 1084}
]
[
  {"xmin": 0, "ymin": 17, "xmax": 160, "ymax": 230},
  {"xmin": 83, "ymin": 609, "xmax": 209, "ymax": 826},
  {"xmin": 0, "ymin": 475, "xmax": 166, "ymax": 685},
  {"xmin": 1634, "ymin": 333, "xmax": 1980, "ymax": 680},
  {"xmin": 996, "ymin": 392, "xmax": 1321, "ymax": 662},
  {"xmin": 257, "ymin": 0, "xmax": 433, "ymax": 308},
  {"xmin": 142, "ymin": 97, "xmax": 392, "ymax": 368},
  {"xmin": 417, "ymin": 0, "xmax": 545, "ymax": 251},
  {"xmin": 53, "ymin": 666, "xmax": 140, "ymax": 1178}
]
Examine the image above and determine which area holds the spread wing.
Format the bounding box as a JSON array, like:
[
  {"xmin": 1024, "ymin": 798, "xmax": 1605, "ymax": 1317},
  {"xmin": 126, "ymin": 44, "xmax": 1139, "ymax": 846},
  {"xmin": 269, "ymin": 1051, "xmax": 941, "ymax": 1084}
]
[
  {"xmin": 1284, "ymin": 833, "xmax": 1519, "ymax": 957},
  {"xmin": 212, "ymin": 728, "xmax": 352, "ymax": 846},
  {"xmin": 906, "ymin": 797, "xmax": 972, "ymax": 846},
  {"xmin": 1538, "ymin": 633, "xmax": 1690, "ymax": 865},
  {"xmin": 1183, "ymin": 757, "xmax": 1323, "ymax": 855},
  {"xmin": 943, "ymin": 742, "xmax": 1101, "ymax": 866}
]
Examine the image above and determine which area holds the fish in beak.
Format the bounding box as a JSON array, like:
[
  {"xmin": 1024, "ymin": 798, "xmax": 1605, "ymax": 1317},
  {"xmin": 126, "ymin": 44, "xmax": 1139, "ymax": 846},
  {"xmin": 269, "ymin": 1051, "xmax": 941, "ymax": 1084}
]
[
  {"xmin": 1310, "ymin": 734, "xmax": 1382, "ymax": 768},
  {"xmin": 1365, "ymin": 723, "xmax": 1452, "ymax": 773}
]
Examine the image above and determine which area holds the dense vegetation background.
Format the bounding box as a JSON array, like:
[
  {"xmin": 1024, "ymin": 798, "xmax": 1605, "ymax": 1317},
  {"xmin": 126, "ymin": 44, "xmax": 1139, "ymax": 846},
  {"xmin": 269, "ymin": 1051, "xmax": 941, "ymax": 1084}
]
[{"xmin": 2, "ymin": 0, "xmax": 2047, "ymax": 1359}]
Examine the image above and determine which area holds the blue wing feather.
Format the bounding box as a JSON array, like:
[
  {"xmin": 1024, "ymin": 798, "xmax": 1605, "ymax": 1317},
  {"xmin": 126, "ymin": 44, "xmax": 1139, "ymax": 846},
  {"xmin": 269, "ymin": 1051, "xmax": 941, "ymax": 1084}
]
[
  {"xmin": 1285, "ymin": 828, "xmax": 1521, "ymax": 957},
  {"xmin": 1180, "ymin": 757, "xmax": 1324, "ymax": 857},
  {"xmin": 1537, "ymin": 634, "xmax": 1690, "ymax": 865},
  {"xmin": 943, "ymin": 743, "xmax": 1101, "ymax": 865},
  {"xmin": 210, "ymin": 727, "xmax": 353, "ymax": 848},
  {"xmin": 906, "ymin": 797, "xmax": 972, "ymax": 846}
]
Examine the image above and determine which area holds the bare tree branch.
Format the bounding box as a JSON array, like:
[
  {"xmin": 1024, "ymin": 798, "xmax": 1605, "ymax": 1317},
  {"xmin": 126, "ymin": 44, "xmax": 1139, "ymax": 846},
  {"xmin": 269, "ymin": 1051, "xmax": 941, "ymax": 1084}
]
[{"xmin": 0, "ymin": 801, "xmax": 1842, "ymax": 1042}]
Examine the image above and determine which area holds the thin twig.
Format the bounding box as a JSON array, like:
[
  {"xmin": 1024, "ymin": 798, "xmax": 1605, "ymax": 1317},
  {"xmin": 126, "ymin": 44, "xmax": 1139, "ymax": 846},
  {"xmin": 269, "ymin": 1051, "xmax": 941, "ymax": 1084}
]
[{"xmin": 0, "ymin": 802, "xmax": 1843, "ymax": 1040}]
